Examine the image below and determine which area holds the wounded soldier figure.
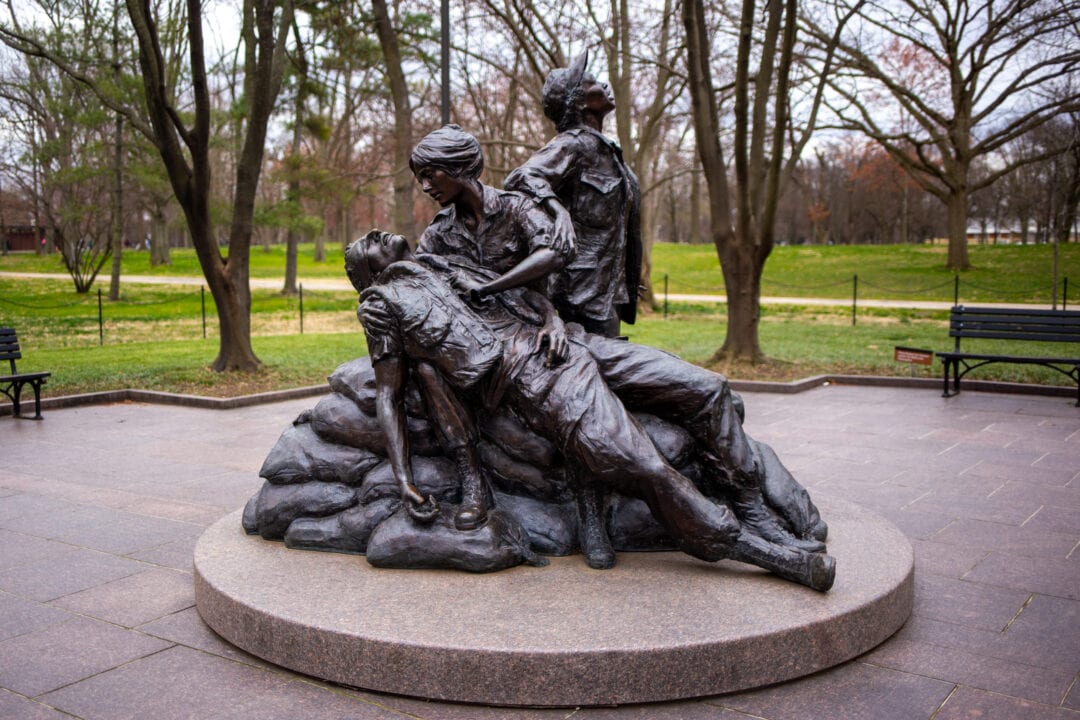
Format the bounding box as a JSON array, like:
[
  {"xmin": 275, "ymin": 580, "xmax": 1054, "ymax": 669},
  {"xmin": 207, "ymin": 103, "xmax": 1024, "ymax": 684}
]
[{"xmin": 346, "ymin": 230, "xmax": 835, "ymax": 592}]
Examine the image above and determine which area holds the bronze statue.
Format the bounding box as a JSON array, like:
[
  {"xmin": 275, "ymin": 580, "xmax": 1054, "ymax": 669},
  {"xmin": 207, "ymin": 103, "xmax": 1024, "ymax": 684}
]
[
  {"xmin": 505, "ymin": 52, "xmax": 643, "ymax": 564},
  {"xmin": 393, "ymin": 125, "xmax": 822, "ymax": 564},
  {"xmin": 344, "ymin": 230, "xmax": 833, "ymax": 591},
  {"xmin": 241, "ymin": 112, "xmax": 833, "ymax": 589},
  {"xmin": 505, "ymin": 50, "xmax": 642, "ymax": 338}
]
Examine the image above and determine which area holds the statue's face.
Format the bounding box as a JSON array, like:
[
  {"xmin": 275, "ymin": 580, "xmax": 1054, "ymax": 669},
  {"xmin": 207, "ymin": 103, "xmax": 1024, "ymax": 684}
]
[
  {"xmin": 346, "ymin": 232, "xmax": 409, "ymax": 290},
  {"xmin": 365, "ymin": 232, "xmax": 409, "ymax": 276},
  {"xmin": 579, "ymin": 73, "xmax": 615, "ymax": 115},
  {"xmin": 414, "ymin": 165, "xmax": 465, "ymax": 207}
]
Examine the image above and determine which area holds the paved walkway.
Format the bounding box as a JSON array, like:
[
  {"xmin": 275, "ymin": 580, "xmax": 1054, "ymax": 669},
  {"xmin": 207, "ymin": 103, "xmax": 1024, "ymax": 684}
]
[
  {"xmin": 4, "ymin": 271, "xmax": 1060, "ymax": 310},
  {"xmin": 1, "ymin": 385, "xmax": 1077, "ymax": 719}
]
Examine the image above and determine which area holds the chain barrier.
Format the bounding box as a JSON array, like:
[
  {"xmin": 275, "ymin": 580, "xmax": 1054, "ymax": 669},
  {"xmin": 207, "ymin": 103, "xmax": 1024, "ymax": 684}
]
[
  {"xmin": 121, "ymin": 290, "xmax": 203, "ymax": 306},
  {"xmin": 657, "ymin": 272, "xmax": 1071, "ymax": 327},
  {"xmin": 858, "ymin": 279, "xmax": 954, "ymax": 295},
  {"xmin": 765, "ymin": 279, "xmax": 852, "ymax": 291},
  {"xmin": 0, "ymin": 295, "xmax": 91, "ymax": 309},
  {"xmin": 4, "ymin": 271, "xmax": 1073, "ymax": 346}
]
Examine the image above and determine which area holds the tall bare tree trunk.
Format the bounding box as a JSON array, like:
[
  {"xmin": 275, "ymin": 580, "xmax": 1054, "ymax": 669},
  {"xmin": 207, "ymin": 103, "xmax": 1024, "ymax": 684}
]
[
  {"xmin": 683, "ymin": 0, "xmax": 800, "ymax": 362},
  {"xmin": 372, "ymin": 0, "xmax": 414, "ymax": 239},
  {"xmin": 108, "ymin": 18, "xmax": 123, "ymax": 302},
  {"xmin": 719, "ymin": 244, "xmax": 763, "ymax": 358},
  {"xmin": 283, "ymin": 88, "xmax": 301, "ymax": 296},
  {"xmin": 150, "ymin": 208, "xmax": 170, "ymax": 265},
  {"xmin": 946, "ymin": 189, "xmax": 971, "ymax": 270}
]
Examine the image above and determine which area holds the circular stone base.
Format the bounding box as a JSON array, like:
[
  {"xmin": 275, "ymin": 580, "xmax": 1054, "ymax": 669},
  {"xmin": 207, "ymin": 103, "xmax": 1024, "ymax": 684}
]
[{"xmin": 194, "ymin": 498, "xmax": 913, "ymax": 707}]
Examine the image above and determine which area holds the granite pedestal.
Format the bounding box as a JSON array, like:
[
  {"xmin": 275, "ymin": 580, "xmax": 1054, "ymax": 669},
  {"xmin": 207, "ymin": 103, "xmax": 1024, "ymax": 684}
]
[{"xmin": 194, "ymin": 498, "xmax": 913, "ymax": 706}]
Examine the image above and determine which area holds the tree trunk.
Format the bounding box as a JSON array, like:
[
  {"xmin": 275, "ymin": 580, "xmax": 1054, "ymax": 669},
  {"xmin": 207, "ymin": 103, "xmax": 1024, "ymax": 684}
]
[
  {"xmin": 689, "ymin": 157, "xmax": 703, "ymax": 244},
  {"xmin": 108, "ymin": 109, "xmax": 123, "ymax": 301},
  {"xmin": 372, "ymin": 0, "xmax": 415, "ymax": 239},
  {"xmin": 208, "ymin": 270, "xmax": 258, "ymax": 372},
  {"xmin": 124, "ymin": 0, "xmax": 291, "ymax": 373},
  {"xmin": 945, "ymin": 189, "xmax": 971, "ymax": 270},
  {"xmin": 283, "ymin": 230, "xmax": 299, "ymax": 294},
  {"xmin": 715, "ymin": 243, "xmax": 763, "ymax": 361},
  {"xmin": 150, "ymin": 210, "xmax": 170, "ymax": 265},
  {"xmin": 283, "ymin": 89, "xmax": 301, "ymax": 296}
]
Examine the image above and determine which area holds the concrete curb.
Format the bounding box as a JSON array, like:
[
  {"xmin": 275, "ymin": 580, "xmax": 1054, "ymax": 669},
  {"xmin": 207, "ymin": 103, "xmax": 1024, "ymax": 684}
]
[{"xmin": 2, "ymin": 375, "xmax": 1073, "ymax": 418}]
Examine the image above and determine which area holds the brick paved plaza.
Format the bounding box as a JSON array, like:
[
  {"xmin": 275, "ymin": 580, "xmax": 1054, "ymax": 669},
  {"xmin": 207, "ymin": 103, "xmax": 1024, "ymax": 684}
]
[{"xmin": 1, "ymin": 385, "xmax": 1077, "ymax": 719}]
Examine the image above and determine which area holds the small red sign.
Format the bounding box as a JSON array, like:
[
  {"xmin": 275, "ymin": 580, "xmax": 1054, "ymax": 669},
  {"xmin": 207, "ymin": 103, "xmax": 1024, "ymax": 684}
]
[{"xmin": 894, "ymin": 346, "xmax": 934, "ymax": 365}]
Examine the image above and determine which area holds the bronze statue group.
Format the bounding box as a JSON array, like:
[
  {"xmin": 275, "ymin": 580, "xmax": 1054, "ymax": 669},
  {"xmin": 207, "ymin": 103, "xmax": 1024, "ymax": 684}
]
[{"xmin": 244, "ymin": 52, "xmax": 836, "ymax": 592}]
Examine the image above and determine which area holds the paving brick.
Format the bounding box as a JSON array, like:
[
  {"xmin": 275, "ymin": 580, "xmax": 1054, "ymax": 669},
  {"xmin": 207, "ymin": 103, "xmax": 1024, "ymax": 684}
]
[
  {"xmin": 125, "ymin": 536, "xmax": 199, "ymax": 571},
  {"xmin": 910, "ymin": 540, "xmax": 988, "ymax": 578},
  {"xmin": 936, "ymin": 686, "xmax": 1080, "ymax": 720},
  {"xmin": 963, "ymin": 551, "xmax": 1080, "ymax": 600},
  {"xmin": 0, "ymin": 592, "xmax": 72, "ymax": 642},
  {"xmin": 913, "ymin": 574, "xmax": 1031, "ymax": 632},
  {"xmin": 1023, "ymin": 505, "xmax": 1080, "ymax": 535},
  {"xmin": 1066, "ymin": 681, "xmax": 1080, "ymax": 711},
  {"xmin": 49, "ymin": 568, "xmax": 195, "ymax": 627},
  {"xmin": 710, "ymin": 660, "xmax": 954, "ymax": 720},
  {"xmin": 991, "ymin": 482, "xmax": 1080, "ymax": 511},
  {"xmin": 0, "ymin": 689, "xmax": 72, "ymax": 719},
  {"xmin": 930, "ymin": 518, "xmax": 1078, "ymax": 560},
  {"xmin": 39, "ymin": 645, "xmax": 405, "ymax": 720},
  {"xmin": 1033, "ymin": 450, "xmax": 1080, "ymax": 473},
  {"xmin": 863, "ymin": 637, "xmax": 1074, "ymax": 705},
  {"xmin": 1003, "ymin": 594, "xmax": 1080, "ymax": 670},
  {"xmin": 137, "ymin": 607, "xmax": 270, "ymax": 667},
  {"xmin": 871, "ymin": 507, "xmax": 954, "ymax": 540},
  {"xmin": 908, "ymin": 491, "xmax": 1040, "ymax": 525},
  {"xmin": 0, "ymin": 548, "xmax": 146, "ymax": 602},
  {"xmin": 0, "ymin": 616, "xmax": 170, "ymax": 697},
  {"xmin": 964, "ymin": 460, "xmax": 1079, "ymax": 487},
  {"xmin": 0, "ymin": 494, "xmax": 80, "ymax": 528},
  {"xmin": 44, "ymin": 506, "xmax": 202, "ymax": 556},
  {"xmin": 0, "ymin": 530, "xmax": 79, "ymax": 572}
]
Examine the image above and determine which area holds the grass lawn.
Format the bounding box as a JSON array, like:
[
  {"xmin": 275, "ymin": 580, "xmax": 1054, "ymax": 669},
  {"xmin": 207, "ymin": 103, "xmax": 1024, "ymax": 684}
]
[
  {"xmin": 651, "ymin": 242, "xmax": 1078, "ymax": 304},
  {"xmin": 1, "ymin": 242, "xmax": 1077, "ymax": 398}
]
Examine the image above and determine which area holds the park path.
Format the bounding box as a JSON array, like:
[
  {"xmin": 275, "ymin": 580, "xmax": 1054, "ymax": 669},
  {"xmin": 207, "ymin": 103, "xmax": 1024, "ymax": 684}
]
[{"xmin": 1, "ymin": 271, "xmax": 1060, "ymax": 311}]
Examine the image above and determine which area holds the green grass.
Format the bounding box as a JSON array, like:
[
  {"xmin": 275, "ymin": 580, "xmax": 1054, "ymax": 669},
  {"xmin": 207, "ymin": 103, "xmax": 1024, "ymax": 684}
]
[
  {"xmin": 6, "ymin": 241, "xmax": 1077, "ymax": 302},
  {"xmin": 2, "ymin": 242, "xmax": 1077, "ymax": 398},
  {"xmin": 25, "ymin": 334, "xmax": 366, "ymax": 398},
  {"xmin": 0, "ymin": 243, "xmax": 351, "ymax": 280},
  {"xmin": 651, "ymin": 242, "xmax": 1079, "ymax": 303}
]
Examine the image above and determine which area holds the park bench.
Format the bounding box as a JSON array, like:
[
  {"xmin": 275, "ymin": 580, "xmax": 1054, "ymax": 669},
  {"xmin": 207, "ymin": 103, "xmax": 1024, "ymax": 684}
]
[
  {"xmin": 937, "ymin": 306, "xmax": 1080, "ymax": 406},
  {"xmin": 0, "ymin": 327, "xmax": 51, "ymax": 419}
]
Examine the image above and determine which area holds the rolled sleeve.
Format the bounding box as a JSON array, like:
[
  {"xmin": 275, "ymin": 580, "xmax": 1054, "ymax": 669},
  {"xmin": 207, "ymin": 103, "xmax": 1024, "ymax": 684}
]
[{"xmin": 504, "ymin": 135, "xmax": 581, "ymax": 202}]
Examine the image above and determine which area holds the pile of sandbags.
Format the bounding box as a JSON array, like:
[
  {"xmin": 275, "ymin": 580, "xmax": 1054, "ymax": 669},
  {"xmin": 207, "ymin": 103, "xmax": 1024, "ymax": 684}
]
[{"xmin": 241, "ymin": 357, "xmax": 711, "ymax": 571}]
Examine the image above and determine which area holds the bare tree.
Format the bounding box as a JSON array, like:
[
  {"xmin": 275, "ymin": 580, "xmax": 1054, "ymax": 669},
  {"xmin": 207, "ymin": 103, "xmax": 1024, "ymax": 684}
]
[
  {"xmin": 0, "ymin": 13, "xmax": 121, "ymax": 292},
  {"xmin": 371, "ymin": 0, "xmax": 416, "ymax": 240},
  {"xmin": 2, "ymin": 0, "xmax": 295, "ymax": 370},
  {"xmin": 682, "ymin": 0, "xmax": 846, "ymax": 360},
  {"xmin": 811, "ymin": 0, "xmax": 1080, "ymax": 269}
]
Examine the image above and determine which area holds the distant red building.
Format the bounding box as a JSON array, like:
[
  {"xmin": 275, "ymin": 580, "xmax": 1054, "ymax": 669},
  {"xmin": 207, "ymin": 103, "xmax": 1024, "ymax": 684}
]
[{"xmin": 1, "ymin": 225, "xmax": 46, "ymax": 252}]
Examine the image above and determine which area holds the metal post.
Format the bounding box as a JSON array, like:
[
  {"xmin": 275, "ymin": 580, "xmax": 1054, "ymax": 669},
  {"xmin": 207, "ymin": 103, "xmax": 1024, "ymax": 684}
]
[
  {"xmin": 97, "ymin": 288, "xmax": 104, "ymax": 346},
  {"xmin": 852, "ymin": 274, "xmax": 858, "ymax": 326},
  {"xmin": 1064, "ymin": 277, "xmax": 1069, "ymax": 311},
  {"xmin": 663, "ymin": 273, "xmax": 669, "ymax": 319},
  {"xmin": 299, "ymin": 283, "xmax": 304, "ymax": 335},
  {"xmin": 201, "ymin": 286, "xmax": 206, "ymax": 339},
  {"xmin": 440, "ymin": 0, "xmax": 450, "ymax": 124},
  {"xmin": 954, "ymin": 274, "xmax": 959, "ymax": 307}
]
